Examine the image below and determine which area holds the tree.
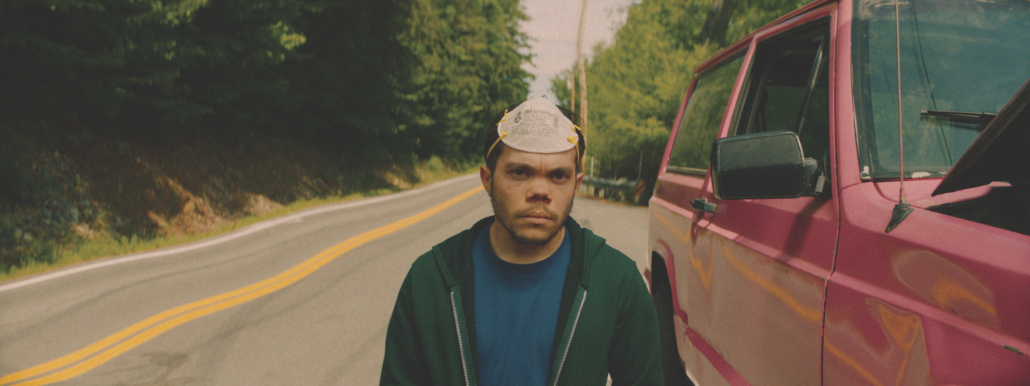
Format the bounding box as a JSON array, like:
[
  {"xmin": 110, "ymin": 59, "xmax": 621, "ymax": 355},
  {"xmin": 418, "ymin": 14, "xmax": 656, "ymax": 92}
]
[
  {"xmin": 551, "ymin": 0, "xmax": 809, "ymax": 200},
  {"xmin": 396, "ymin": 0, "xmax": 531, "ymax": 161},
  {"xmin": 0, "ymin": 0, "xmax": 532, "ymax": 164},
  {"xmin": 0, "ymin": 0, "xmax": 307, "ymax": 125}
]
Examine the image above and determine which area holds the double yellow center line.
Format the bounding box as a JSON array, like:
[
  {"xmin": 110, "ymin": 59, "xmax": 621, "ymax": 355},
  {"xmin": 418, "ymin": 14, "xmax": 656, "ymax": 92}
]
[{"xmin": 0, "ymin": 186, "xmax": 483, "ymax": 386}]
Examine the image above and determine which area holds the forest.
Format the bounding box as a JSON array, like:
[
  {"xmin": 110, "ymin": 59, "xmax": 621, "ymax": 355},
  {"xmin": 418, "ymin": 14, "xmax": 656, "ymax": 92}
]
[
  {"xmin": 0, "ymin": 0, "xmax": 530, "ymax": 270},
  {"xmin": 0, "ymin": 0, "xmax": 530, "ymax": 161},
  {"xmin": 551, "ymin": 0, "xmax": 810, "ymax": 198}
]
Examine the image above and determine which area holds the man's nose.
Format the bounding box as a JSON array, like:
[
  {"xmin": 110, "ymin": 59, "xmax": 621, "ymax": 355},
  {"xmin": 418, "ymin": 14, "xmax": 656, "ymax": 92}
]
[{"xmin": 527, "ymin": 177, "xmax": 552, "ymax": 203}]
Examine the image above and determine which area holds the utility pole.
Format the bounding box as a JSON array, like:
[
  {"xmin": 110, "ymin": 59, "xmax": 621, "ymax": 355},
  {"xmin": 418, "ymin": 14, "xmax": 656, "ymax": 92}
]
[
  {"xmin": 568, "ymin": 77, "xmax": 575, "ymax": 115},
  {"xmin": 638, "ymin": 152, "xmax": 643, "ymax": 181},
  {"xmin": 576, "ymin": 0, "xmax": 589, "ymax": 139}
]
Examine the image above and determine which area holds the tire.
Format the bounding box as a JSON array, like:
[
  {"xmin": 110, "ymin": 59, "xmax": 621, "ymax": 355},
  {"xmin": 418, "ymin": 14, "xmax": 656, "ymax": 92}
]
[{"xmin": 652, "ymin": 260, "xmax": 694, "ymax": 386}]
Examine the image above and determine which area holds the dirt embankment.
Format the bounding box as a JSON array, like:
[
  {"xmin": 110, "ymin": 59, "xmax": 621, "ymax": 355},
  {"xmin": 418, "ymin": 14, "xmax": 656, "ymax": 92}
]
[{"xmin": 0, "ymin": 113, "xmax": 426, "ymax": 270}]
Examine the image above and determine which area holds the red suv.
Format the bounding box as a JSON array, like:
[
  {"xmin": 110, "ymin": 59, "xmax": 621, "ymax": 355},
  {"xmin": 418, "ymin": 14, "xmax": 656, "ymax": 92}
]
[{"xmin": 646, "ymin": 0, "xmax": 1030, "ymax": 384}]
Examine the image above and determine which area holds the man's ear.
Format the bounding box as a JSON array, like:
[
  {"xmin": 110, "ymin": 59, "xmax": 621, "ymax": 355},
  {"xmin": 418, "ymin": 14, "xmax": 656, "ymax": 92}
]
[
  {"xmin": 480, "ymin": 165, "xmax": 493, "ymax": 196},
  {"xmin": 574, "ymin": 172, "xmax": 585, "ymax": 191}
]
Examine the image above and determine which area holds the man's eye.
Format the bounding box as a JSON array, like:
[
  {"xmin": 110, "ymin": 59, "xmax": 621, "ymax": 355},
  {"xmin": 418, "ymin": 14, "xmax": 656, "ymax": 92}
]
[
  {"xmin": 552, "ymin": 173, "xmax": 569, "ymax": 181},
  {"xmin": 511, "ymin": 169, "xmax": 527, "ymax": 177}
]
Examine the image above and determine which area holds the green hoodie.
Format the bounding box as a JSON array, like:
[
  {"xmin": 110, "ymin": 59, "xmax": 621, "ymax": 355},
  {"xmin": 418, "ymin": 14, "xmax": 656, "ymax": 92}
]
[{"xmin": 380, "ymin": 216, "xmax": 664, "ymax": 386}]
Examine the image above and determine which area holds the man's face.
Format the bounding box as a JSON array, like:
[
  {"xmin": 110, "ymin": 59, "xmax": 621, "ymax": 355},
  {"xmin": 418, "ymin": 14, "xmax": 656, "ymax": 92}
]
[{"xmin": 481, "ymin": 146, "xmax": 584, "ymax": 246}]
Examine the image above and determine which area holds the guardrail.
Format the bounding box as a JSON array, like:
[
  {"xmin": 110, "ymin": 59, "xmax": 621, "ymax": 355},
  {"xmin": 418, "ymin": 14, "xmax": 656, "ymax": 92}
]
[{"xmin": 579, "ymin": 176, "xmax": 644, "ymax": 201}]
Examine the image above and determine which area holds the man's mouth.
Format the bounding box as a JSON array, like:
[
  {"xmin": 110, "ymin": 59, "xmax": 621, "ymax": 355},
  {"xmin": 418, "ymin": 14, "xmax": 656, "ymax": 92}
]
[{"xmin": 519, "ymin": 210, "xmax": 555, "ymax": 225}]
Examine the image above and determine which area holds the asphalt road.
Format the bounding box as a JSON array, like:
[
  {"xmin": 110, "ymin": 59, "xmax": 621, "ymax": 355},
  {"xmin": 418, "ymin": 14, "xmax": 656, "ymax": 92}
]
[{"xmin": 0, "ymin": 173, "xmax": 649, "ymax": 385}]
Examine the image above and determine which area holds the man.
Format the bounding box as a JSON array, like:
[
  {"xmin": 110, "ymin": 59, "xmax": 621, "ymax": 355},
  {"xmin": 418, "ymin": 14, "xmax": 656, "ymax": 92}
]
[{"xmin": 380, "ymin": 97, "xmax": 664, "ymax": 386}]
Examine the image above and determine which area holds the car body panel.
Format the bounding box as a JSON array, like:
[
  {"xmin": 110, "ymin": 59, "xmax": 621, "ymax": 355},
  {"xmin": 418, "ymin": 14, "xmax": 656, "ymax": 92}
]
[{"xmin": 826, "ymin": 180, "xmax": 1030, "ymax": 385}]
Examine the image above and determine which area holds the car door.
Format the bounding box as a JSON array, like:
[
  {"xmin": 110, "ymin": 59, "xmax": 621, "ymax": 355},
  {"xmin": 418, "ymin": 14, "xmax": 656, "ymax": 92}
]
[{"xmin": 692, "ymin": 5, "xmax": 840, "ymax": 385}]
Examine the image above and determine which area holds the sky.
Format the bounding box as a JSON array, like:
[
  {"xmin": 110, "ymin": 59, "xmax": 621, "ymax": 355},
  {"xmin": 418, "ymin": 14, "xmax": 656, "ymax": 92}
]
[{"xmin": 519, "ymin": 0, "xmax": 637, "ymax": 104}]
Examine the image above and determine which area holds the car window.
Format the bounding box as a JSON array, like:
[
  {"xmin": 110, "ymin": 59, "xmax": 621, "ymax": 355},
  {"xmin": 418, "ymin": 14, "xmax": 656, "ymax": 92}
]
[
  {"xmin": 734, "ymin": 20, "xmax": 831, "ymax": 169},
  {"xmin": 853, "ymin": 0, "xmax": 1030, "ymax": 179},
  {"xmin": 667, "ymin": 53, "xmax": 745, "ymax": 174}
]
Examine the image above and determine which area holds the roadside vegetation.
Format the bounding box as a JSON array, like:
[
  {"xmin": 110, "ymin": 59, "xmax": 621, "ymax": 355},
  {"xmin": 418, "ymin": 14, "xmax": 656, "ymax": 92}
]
[
  {"xmin": 552, "ymin": 0, "xmax": 810, "ymax": 201},
  {"xmin": 0, "ymin": 0, "xmax": 527, "ymax": 280},
  {"xmin": 0, "ymin": 154, "xmax": 476, "ymax": 283}
]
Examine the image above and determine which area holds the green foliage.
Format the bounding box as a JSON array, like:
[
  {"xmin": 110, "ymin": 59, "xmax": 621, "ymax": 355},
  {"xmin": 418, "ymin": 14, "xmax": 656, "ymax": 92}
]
[
  {"xmin": 0, "ymin": 0, "xmax": 309, "ymax": 123},
  {"xmin": 396, "ymin": 0, "xmax": 531, "ymax": 160},
  {"xmin": 0, "ymin": 0, "xmax": 530, "ymax": 163},
  {"xmin": 0, "ymin": 154, "xmax": 478, "ymax": 281},
  {"xmin": 275, "ymin": 0, "xmax": 412, "ymax": 162},
  {"xmin": 0, "ymin": 126, "xmax": 37, "ymax": 202},
  {"xmin": 552, "ymin": 0, "xmax": 809, "ymax": 199}
]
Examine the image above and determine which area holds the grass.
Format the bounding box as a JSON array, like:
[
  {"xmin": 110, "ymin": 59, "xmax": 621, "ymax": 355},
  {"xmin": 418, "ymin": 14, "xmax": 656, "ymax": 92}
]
[{"xmin": 0, "ymin": 160, "xmax": 479, "ymax": 284}]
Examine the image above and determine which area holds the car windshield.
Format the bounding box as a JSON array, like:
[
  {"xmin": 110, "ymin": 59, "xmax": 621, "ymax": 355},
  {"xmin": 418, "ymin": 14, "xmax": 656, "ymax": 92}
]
[{"xmin": 853, "ymin": 0, "xmax": 1030, "ymax": 179}]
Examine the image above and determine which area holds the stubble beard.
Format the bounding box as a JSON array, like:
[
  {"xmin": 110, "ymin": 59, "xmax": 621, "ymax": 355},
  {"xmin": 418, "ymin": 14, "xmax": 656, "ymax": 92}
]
[{"xmin": 490, "ymin": 180, "xmax": 574, "ymax": 246}]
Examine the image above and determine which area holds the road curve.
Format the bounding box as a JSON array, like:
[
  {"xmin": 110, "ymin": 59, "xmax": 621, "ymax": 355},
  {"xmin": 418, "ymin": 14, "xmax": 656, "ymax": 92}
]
[{"xmin": 0, "ymin": 174, "xmax": 648, "ymax": 385}]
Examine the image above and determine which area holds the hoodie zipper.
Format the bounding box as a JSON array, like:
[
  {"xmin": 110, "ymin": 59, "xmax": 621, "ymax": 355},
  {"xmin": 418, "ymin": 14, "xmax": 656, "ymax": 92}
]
[
  {"xmin": 551, "ymin": 290, "xmax": 588, "ymax": 386},
  {"xmin": 451, "ymin": 290, "xmax": 471, "ymax": 386}
]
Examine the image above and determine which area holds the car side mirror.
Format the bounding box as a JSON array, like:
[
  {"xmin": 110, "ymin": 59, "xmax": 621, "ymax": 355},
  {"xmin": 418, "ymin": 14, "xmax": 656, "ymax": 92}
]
[{"xmin": 710, "ymin": 131, "xmax": 824, "ymax": 200}]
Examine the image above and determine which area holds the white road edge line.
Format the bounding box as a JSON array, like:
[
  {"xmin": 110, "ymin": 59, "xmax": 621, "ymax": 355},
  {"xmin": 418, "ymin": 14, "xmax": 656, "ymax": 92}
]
[{"xmin": 0, "ymin": 173, "xmax": 480, "ymax": 293}]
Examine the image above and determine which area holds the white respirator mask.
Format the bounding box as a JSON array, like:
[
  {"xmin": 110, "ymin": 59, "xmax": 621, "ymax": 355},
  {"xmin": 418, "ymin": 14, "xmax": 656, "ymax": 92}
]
[{"xmin": 487, "ymin": 97, "xmax": 583, "ymax": 162}]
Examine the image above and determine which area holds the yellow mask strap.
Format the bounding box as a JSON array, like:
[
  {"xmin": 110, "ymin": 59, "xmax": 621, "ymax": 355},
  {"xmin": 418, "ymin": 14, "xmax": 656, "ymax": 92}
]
[
  {"xmin": 486, "ymin": 109, "xmax": 511, "ymax": 160},
  {"xmin": 567, "ymin": 135, "xmax": 579, "ymax": 164},
  {"xmin": 486, "ymin": 131, "xmax": 508, "ymax": 161},
  {"xmin": 569, "ymin": 124, "xmax": 584, "ymax": 166},
  {"xmin": 570, "ymin": 123, "xmax": 583, "ymax": 135}
]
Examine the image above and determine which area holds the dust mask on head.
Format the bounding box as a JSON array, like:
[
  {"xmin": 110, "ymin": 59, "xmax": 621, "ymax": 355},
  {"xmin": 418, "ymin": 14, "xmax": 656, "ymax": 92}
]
[{"xmin": 487, "ymin": 97, "xmax": 582, "ymax": 162}]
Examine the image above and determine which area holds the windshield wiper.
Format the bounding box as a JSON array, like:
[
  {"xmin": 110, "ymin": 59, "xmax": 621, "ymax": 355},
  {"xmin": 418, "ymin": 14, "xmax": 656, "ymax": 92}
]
[{"xmin": 921, "ymin": 110, "xmax": 997, "ymax": 125}]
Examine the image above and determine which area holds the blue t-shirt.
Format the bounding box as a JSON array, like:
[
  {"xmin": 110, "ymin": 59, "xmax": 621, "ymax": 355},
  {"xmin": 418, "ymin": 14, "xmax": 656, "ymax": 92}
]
[{"xmin": 473, "ymin": 225, "xmax": 572, "ymax": 386}]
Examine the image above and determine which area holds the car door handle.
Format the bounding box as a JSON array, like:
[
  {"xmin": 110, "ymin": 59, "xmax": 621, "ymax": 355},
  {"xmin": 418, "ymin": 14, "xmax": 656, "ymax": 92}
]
[{"xmin": 691, "ymin": 198, "xmax": 718, "ymax": 213}]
